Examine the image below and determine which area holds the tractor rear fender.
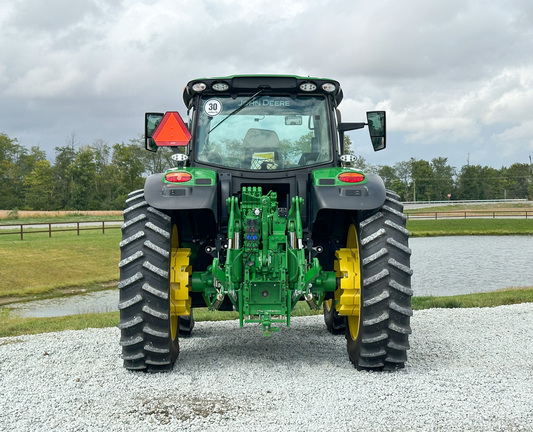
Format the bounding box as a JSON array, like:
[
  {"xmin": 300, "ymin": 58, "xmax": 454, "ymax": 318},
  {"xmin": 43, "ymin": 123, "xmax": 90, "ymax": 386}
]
[
  {"xmin": 310, "ymin": 173, "xmax": 386, "ymax": 223},
  {"xmin": 143, "ymin": 173, "xmax": 218, "ymax": 220}
]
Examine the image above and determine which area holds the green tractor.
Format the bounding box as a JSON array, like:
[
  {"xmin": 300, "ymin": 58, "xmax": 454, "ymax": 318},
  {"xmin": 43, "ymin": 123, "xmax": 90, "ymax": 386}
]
[{"xmin": 118, "ymin": 75, "xmax": 412, "ymax": 372}]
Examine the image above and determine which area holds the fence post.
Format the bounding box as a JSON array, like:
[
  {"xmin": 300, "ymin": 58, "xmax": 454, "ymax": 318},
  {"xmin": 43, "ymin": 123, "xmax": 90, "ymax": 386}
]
[
  {"xmin": 49, "ymin": 223, "xmax": 52, "ymax": 238},
  {"xmin": 102, "ymin": 221, "xmax": 105, "ymax": 234},
  {"xmin": 77, "ymin": 222, "xmax": 80, "ymax": 236},
  {"xmin": 20, "ymin": 224, "xmax": 23, "ymax": 241}
]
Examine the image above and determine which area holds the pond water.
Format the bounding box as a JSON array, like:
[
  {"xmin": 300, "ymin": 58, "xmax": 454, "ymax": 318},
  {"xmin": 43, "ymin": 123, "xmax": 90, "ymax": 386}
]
[
  {"xmin": 6, "ymin": 289, "xmax": 118, "ymax": 319},
  {"xmin": 4, "ymin": 236, "xmax": 532, "ymax": 318},
  {"xmin": 411, "ymin": 235, "xmax": 533, "ymax": 296}
]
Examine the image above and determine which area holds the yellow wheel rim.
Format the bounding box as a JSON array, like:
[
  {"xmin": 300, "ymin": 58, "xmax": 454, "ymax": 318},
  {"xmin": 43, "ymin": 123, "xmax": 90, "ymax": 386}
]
[
  {"xmin": 169, "ymin": 225, "xmax": 192, "ymax": 341},
  {"xmin": 334, "ymin": 223, "xmax": 361, "ymax": 341},
  {"xmin": 170, "ymin": 225, "xmax": 179, "ymax": 341},
  {"xmin": 346, "ymin": 224, "xmax": 358, "ymax": 248}
]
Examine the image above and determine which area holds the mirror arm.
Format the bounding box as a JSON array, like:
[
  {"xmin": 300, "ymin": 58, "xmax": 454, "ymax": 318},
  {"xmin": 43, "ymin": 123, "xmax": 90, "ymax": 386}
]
[{"xmin": 338, "ymin": 122, "xmax": 366, "ymax": 132}]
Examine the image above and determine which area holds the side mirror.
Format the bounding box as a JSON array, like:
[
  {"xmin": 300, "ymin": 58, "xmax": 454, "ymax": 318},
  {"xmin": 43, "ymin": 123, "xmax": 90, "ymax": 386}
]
[
  {"xmin": 145, "ymin": 112, "xmax": 164, "ymax": 152},
  {"xmin": 366, "ymin": 111, "xmax": 386, "ymax": 151}
]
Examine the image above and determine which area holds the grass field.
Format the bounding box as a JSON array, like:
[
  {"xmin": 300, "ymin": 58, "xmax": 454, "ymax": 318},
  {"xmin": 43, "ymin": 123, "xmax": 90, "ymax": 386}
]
[
  {"xmin": 0, "ymin": 230, "xmax": 120, "ymax": 299},
  {"xmin": 406, "ymin": 218, "xmax": 533, "ymax": 236}
]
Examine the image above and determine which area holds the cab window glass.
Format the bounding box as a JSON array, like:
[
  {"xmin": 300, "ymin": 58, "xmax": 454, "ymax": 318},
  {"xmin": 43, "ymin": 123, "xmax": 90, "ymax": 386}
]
[{"xmin": 195, "ymin": 95, "xmax": 331, "ymax": 170}]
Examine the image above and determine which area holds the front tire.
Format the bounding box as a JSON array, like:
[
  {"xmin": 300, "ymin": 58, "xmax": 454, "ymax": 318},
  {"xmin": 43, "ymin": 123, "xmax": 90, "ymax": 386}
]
[
  {"xmin": 118, "ymin": 190, "xmax": 179, "ymax": 372},
  {"xmin": 323, "ymin": 299, "xmax": 346, "ymax": 335},
  {"xmin": 345, "ymin": 190, "xmax": 413, "ymax": 370},
  {"xmin": 178, "ymin": 311, "xmax": 195, "ymax": 336}
]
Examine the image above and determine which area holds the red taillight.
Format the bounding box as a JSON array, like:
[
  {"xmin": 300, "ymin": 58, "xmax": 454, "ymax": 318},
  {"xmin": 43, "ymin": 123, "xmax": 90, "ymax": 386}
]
[
  {"xmin": 164, "ymin": 172, "xmax": 192, "ymax": 183},
  {"xmin": 338, "ymin": 172, "xmax": 365, "ymax": 183}
]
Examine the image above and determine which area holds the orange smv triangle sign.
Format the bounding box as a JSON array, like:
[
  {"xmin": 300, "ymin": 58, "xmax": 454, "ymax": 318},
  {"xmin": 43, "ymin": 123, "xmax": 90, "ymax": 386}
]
[{"xmin": 152, "ymin": 111, "xmax": 191, "ymax": 146}]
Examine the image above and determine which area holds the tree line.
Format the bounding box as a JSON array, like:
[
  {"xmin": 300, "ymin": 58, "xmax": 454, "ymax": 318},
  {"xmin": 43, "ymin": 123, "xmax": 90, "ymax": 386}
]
[
  {"xmin": 345, "ymin": 136, "xmax": 532, "ymax": 202},
  {"xmin": 366, "ymin": 156, "xmax": 532, "ymax": 202},
  {"xmin": 0, "ymin": 132, "xmax": 174, "ymax": 211},
  {"xmin": 1, "ymin": 131, "xmax": 532, "ymax": 211}
]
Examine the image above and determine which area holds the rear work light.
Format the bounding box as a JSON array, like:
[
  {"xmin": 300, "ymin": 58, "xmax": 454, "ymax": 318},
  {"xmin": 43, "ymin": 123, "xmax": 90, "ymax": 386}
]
[
  {"xmin": 165, "ymin": 171, "xmax": 192, "ymax": 183},
  {"xmin": 338, "ymin": 172, "xmax": 366, "ymax": 183},
  {"xmin": 299, "ymin": 82, "xmax": 317, "ymax": 92},
  {"xmin": 212, "ymin": 82, "xmax": 229, "ymax": 91},
  {"xmin": 192, "ymin": 82, "xmax": 207, "ymax": 92}
]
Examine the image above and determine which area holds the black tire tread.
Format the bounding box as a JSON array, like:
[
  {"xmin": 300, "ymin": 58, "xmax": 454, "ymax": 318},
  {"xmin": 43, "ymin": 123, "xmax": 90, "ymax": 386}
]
[
  {"xmin": 346, "ymin": 190, "xmax": 413, "ymax": 370},
  {"xmin": 178, "ymin": 312, "xmax": 195, "ymax": 337},
  {"xmin": 119, "ymin": 192, "xmax": 179, "ymax": 372},
  {"xmin": 323, "ymin": 301, "xmax": 346, "ymax": 335}
]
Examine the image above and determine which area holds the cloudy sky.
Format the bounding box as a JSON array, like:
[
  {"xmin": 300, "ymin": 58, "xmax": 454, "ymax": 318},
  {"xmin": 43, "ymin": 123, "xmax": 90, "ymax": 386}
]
[{"xmin": 1, "ymin": 0, "xmax": 533, "ymax": 170}]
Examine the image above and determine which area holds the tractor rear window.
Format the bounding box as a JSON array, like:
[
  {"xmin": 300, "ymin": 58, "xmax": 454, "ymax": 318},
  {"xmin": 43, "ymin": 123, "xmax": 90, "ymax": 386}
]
[{"xmin": 194, "ymin": 95, "xmax": 332, "ymax": 170}]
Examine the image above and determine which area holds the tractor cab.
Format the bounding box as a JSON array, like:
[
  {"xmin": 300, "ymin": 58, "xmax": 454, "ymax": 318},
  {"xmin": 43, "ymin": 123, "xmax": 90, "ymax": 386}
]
[{"xmin": 145, "ymin": 75, "xmax": 386, "ymax": 172}]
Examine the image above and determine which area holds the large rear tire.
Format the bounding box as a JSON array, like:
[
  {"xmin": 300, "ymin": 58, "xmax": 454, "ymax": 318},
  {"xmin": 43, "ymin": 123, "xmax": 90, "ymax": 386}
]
[
  {"xmin": 344, "ymin": 190, "xmax": 413, "ymax": 370},
  {"xmin": 118, "ymin": 190, "xmax": 179, "ymax": 372}
]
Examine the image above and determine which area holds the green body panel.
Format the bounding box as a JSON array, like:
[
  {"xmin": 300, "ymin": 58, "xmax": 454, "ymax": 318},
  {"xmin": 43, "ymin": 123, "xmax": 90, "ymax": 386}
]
[
  {"xmin": 189, "ymin": 74, "xmax": 338, "ymax": 83},
  {"xmin": 191, "ymin": 186, "xmax": 336, "ymax": 335}
]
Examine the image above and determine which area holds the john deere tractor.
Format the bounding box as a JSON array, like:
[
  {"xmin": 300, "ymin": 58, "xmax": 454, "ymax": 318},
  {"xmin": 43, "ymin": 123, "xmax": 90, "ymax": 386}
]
[{"xmin": 118, "ymin": 75, "xmax": 412, "ymax": 372}]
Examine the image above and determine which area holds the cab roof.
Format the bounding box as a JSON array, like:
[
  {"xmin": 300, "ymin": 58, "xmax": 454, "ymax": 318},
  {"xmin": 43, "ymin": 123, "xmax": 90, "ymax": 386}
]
[{"xmin": 183, "ymin": 75, "xmax": 343, "ymax": 107}]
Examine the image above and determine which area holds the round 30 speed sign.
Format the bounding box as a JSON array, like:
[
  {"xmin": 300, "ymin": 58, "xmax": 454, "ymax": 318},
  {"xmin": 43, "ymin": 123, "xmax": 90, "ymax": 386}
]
[{"xmin": 204, "ymin": 99, "xmax": 222, "ymax": 116}]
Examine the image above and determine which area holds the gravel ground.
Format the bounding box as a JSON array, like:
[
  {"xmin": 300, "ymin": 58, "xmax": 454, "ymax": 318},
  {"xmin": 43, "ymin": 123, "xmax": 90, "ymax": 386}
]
[{"xmin": 1, "ymin": 304, "xmax": 532, "ymax": 432}]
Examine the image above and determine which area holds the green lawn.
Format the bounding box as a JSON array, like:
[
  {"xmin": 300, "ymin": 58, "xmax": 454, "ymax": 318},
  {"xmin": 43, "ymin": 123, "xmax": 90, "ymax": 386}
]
[
  {"xmin": 412, "ymin": 287, "xmax": 533, "ymax": 309},
  {"xmin": 407, "ymin": 218, "xmax": 533, "ymax": 237},
  {"xmin": 0, "ymin": 230, "xmax": 120, "ymax": 298}
]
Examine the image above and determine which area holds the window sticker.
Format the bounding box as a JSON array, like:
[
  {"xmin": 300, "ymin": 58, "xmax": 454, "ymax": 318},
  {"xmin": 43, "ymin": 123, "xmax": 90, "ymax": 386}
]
[{"xmin": 204, "ymin": 99, "xmax": 222, "ymax": 116}]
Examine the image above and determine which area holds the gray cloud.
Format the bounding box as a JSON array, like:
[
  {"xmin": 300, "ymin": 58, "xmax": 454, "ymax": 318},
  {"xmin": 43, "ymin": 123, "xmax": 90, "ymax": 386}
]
[{"xmin": 1, "ymin": 0, "xmax": 532, "ymax": 169}]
